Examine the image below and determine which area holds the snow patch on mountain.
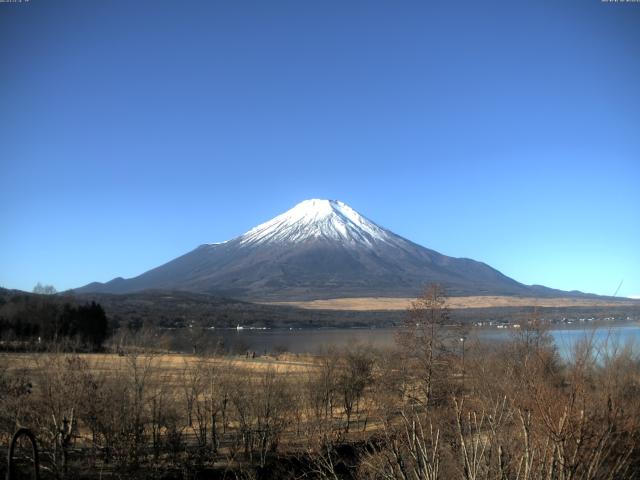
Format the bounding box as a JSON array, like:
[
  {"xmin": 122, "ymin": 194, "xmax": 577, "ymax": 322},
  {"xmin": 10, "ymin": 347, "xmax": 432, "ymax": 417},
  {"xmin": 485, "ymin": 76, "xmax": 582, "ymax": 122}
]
[{"xmin": 237, "ymin": 199, "xmax": 395, "ymax": 247}]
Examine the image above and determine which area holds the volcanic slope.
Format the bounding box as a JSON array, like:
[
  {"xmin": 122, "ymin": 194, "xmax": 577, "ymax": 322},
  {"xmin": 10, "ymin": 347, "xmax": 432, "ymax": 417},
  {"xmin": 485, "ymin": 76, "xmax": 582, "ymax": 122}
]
[{"xmin": 78, "ymin": 199, "xmax": 584, "ymax": 300}]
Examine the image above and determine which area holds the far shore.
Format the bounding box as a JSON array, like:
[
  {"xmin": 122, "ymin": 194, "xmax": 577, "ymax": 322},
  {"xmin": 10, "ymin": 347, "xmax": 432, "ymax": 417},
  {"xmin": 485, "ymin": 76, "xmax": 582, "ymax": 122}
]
[{"xmin": 264, "ymin": 295, "xmax": 640, "ymax": 311}]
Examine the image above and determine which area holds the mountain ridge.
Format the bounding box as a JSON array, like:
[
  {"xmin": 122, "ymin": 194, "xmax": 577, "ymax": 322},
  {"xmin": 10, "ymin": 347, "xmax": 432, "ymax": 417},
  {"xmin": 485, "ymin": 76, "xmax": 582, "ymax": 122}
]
[{"xmin": 77, "ymin": 199, "xmax": 603, "ymax": 300}]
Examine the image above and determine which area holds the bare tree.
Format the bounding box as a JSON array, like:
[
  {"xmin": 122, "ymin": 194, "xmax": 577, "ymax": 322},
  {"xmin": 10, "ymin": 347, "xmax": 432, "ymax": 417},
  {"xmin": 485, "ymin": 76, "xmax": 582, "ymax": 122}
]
[
  {"xmin": 396, "ymin": 283, "xmax": 452, "ymax": 406},
  {"xmin": 33, "ymin": 282, "xmax": 57, "ymax": 295},
  {"xmin": 228, "ymin": 366, "xmax": 291, "ymax": 467},
  {"xmin": 337, "ymin": 347, "xmax": 373, "ymax": 433}
]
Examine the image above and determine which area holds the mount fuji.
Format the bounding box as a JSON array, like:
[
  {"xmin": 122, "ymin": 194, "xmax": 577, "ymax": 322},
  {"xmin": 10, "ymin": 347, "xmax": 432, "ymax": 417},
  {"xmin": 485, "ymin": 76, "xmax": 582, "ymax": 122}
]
[{"xmin": 77, "ymin": 199, "xmax": 574, "ymax": 300}]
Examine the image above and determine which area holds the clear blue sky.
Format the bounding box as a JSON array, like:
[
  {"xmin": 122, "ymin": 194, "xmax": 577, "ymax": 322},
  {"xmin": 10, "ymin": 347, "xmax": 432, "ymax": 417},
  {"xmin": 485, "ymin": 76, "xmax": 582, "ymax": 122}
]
[{"xmin": 1, "ymin": 0, "xmax": 639, "ymax": 297}]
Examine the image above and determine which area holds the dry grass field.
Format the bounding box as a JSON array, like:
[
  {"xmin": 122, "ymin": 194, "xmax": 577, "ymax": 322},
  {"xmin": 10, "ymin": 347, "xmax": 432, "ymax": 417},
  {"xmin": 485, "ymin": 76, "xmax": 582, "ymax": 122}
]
[
  {"xmin": 266, "ymin": 295, "xmax": 640, "ymax": 311},
  {"xmin": 0, "ymin": 351, "xmax": 317, "ymax": 380}
]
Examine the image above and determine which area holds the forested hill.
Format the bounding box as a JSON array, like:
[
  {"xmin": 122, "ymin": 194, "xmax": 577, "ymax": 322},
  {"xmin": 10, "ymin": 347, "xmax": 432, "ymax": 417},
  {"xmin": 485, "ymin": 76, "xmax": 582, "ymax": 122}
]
[{"xmin": 71, "ymin": 289, "xmax": 400, "ymax": 329}]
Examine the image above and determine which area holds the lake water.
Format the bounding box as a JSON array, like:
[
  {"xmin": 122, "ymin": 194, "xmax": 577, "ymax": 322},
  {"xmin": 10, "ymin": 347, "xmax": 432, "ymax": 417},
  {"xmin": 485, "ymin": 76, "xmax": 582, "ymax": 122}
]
[
  {"xmin": 207, "ymin": 323, "xmax": 640, "ymax": 359},
  {"xmin": 549, "ymin": 325, "xmax": 640, "ymax": 359}
]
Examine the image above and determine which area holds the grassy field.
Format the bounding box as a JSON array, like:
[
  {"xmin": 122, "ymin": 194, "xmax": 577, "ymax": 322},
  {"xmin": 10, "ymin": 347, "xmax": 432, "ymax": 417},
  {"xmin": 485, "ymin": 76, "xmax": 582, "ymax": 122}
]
[
  {"xmin": 265, "ymin": 295, "xmax": 640, "ymax": 311},
  {"xmin": 0, "ymin": 351, "xmax": 317, "ymax": 381}
]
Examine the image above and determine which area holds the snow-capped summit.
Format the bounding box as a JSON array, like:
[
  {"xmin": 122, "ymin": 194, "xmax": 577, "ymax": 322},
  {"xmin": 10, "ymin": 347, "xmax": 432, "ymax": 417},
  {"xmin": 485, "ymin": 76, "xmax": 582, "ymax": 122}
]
[{"xmin": 239, "ymin": 199, "xmax": 393, "ymax": 247}]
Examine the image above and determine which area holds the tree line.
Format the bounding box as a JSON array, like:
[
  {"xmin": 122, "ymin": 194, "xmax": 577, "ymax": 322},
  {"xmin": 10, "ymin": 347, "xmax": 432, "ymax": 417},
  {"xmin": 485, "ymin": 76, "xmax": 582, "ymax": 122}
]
[{"xmin": 0, "ymin": 292, "xmax": 109, "ymax": 350}]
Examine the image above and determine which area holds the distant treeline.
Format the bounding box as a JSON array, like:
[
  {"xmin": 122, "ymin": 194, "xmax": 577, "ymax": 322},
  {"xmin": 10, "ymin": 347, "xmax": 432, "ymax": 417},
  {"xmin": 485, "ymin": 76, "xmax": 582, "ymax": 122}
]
[
  {"xmin": 71, "ymin": 290, "xmax": 640, "ymax": 330},
  {"xmin": 0, "ymin": 292, "xmax": 109, "ymax": 349},
  {"xmin": 71, "ymin": 290, "xmax": 404, "ymax": 329}
]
